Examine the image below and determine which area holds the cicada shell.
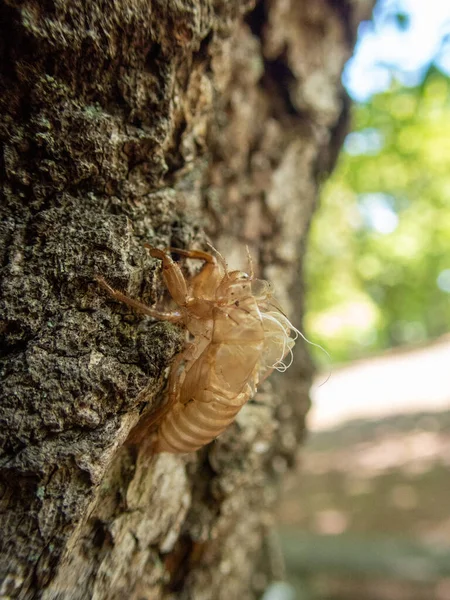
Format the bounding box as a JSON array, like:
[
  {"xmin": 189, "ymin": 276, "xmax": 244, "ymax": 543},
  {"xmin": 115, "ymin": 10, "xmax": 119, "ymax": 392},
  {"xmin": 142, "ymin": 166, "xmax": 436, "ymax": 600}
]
[{"xmin": 97, "ymin": 245, "xmax": 301, "ymax": 453}]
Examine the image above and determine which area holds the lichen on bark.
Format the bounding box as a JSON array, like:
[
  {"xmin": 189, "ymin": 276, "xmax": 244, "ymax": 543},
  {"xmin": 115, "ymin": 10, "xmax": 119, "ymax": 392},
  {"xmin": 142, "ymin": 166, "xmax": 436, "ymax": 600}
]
[{"xmin": 0, "ymin": 0, "xmax": 372, "ymax": 598}]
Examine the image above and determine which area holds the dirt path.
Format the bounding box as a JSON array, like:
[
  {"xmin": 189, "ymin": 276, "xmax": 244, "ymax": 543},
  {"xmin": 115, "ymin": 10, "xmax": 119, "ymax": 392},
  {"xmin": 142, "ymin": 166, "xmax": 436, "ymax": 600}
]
[{"xmin": 309, "ymin": 336, "xmax": 450, "ymax": 431}]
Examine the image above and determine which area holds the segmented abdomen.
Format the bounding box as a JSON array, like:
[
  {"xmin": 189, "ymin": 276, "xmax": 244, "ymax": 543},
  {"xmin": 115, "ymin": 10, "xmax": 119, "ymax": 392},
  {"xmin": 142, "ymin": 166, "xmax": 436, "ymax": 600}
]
[
  {"xmin": 155, "ymin": 387, "xmax": 251, "ymax": 453},
  {"xmin": 155, "ymin": 297, "xmax": 264, "ymax": 453}
]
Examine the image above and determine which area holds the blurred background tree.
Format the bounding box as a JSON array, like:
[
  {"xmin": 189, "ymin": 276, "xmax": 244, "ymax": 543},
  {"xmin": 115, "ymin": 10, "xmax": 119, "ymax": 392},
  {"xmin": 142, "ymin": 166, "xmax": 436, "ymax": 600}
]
[
  {"xmin": 273, "ymin": 4, "xmax": 450, "ymax": 599},
  {"xmin": 304, "ymin": 0, "xmax": 450, "ymax": 364}
]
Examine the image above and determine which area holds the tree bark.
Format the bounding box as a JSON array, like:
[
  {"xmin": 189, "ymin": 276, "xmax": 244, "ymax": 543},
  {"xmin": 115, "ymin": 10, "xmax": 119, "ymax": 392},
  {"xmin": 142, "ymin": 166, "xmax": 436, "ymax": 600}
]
[{"xmin": 0, "ymin": 1, "xmax": 372, "ymax": 598}]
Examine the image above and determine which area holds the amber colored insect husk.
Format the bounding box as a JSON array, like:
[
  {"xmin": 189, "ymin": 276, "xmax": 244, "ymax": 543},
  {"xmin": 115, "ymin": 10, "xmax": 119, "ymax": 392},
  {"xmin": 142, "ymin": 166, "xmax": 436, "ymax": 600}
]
[{"xmin": 97, "ymin": 245, "xmax": 298, "ymax": 453}]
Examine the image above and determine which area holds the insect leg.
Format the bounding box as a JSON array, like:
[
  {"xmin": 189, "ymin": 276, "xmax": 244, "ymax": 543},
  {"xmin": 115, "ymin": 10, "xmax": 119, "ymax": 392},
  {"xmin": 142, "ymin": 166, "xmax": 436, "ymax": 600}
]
[
  {"xmin": 126, "ymin": 345, "xmax": 193, "ymax": 447},
  {"xmin": 153, "ymin": 246, "xmax": 226, "ymax": 299},
  {"xmin": 149, "ymin": 349, "xmax": 188, "ymax": 423},
  {"xmin": 165, "ymin": 247, "xmax": 216, "ymax": 264},
  {"xmin": 145, "ymin": 245, "xmax": 190, "ymax": 307},
  {"xmin": 96, "ymin": 276, "xmax": 182, "ymax": 322},
  {"xmin": 142, "ymin": 341, "xmax": 200, "ymax": 433}
]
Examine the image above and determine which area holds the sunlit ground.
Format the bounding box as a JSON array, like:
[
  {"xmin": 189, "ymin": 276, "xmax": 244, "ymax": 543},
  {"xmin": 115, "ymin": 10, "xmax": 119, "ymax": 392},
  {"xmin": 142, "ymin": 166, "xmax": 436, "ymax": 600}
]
[{"xmin": 309, "ymin": 335, "xmax": 450, "ymax": 431}]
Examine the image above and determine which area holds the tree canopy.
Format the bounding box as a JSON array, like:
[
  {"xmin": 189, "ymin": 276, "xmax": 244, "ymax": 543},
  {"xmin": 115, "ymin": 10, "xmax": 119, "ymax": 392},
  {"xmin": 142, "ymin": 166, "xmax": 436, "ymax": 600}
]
[{"xmin": 305, "ymin": 68, "xmax": 450, "ymax": 363}]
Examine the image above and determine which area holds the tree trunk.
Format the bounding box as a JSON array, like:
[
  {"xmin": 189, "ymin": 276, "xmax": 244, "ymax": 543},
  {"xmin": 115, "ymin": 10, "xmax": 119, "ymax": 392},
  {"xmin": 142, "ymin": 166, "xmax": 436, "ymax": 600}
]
[{"xmin": 0, "ymin": 1, "xmax": 371, "ymax": 598}]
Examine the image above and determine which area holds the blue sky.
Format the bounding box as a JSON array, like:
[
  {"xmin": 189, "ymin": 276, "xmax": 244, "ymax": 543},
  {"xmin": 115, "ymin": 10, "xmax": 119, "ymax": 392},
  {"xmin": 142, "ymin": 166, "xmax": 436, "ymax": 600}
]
[{"xmin": 344, "ymin": 0, "xmax": 450, "ymax": 101}]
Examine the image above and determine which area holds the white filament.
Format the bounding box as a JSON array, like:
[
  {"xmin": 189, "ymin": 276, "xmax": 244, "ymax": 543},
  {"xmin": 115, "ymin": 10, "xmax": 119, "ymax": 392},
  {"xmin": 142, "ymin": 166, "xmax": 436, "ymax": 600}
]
[
  {"xmin": 261, "ymin": 309, "xmax": 331, "ymax": 385},
  {"xmin": 260, "ymin": 311, "xmax": 294, "ymax": 372}
]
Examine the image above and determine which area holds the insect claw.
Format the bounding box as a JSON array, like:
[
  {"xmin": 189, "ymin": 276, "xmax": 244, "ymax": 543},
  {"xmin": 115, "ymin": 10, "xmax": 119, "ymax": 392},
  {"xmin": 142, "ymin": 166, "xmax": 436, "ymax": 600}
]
[
  {"xmin": 205, "ymin": 243, "xmax": 228, "ymax": 273},
  {"xmin": 245, "ymin": 245, "xmax": 254, "ymax": 279}
]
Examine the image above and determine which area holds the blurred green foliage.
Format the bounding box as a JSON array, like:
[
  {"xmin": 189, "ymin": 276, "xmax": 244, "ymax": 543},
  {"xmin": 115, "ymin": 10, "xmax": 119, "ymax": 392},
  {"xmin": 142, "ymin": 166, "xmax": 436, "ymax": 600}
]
[{"xmin": 305, "ymin": 69, "xmax": 450, "ymax": 363}]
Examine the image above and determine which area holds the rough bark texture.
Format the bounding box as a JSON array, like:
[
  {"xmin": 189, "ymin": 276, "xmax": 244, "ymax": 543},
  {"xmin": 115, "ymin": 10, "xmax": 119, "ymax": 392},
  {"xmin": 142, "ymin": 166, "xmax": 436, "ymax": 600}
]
[{"xmin": 0, "ymin": 1, "xmax": 372, "ymax": 598}]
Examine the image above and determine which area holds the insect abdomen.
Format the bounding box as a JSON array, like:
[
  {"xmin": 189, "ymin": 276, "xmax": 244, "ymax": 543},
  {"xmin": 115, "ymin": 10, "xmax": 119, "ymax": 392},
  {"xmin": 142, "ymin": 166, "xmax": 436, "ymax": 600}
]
[{"xmin": 155, "ymin": 388, "xmax": 251, "ymax": 453}]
